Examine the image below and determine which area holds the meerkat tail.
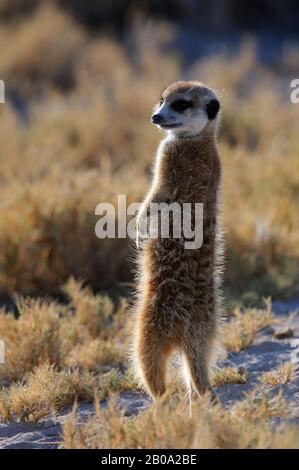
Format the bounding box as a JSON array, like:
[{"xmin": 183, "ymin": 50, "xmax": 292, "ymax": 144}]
[{"xmin": 132, "ymin": 320, "xmax": 172, "ymax": 398}]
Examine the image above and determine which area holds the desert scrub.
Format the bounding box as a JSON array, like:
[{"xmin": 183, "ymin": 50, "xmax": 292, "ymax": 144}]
[
  {"xmin": 211, "ymin": 367, "xmax": 248, "ymax": 387},
  {"xmin": 62, "ymin": 278, "xmax": 114, "ymax": 337},
  {"xmin": 0, "ymin": 3, "xmax": 87, "ymax": 97},
  {"xmin": 0, "ymin": 364, "xmax": 135, "ymax": 423},
  {"xmin": 0, "ymin": 364, "xmax": 96, "ymax": 422},
  {"xmin": 260, "ymin": 363, "xmax": 296, "ymax": 386},
  {"xmin": 0, "ymin": 298, "xmax": 63, "ymax": 384},
  {"xmin": 61, "ymin": 388, "xmax": 297, "ymax": 449},
  {"xmin": 223, "ymin": 300, "xmax": 276, "ymax": 352},
  {"xmin": 0, "ymin": 12, "xmax": 298, "ymax": 301},
  {"xmin": 0, "ymin": 364, "xmax": 137, "ymax": 423},
  {"xmin": 0, "ymin": 279, "xmax": 128, "ymax": 386}
]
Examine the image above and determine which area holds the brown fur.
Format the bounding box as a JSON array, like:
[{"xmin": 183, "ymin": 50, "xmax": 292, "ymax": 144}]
[{"xmin": 131, "ymin": 81, "xmax": 223, "ymax": 400}]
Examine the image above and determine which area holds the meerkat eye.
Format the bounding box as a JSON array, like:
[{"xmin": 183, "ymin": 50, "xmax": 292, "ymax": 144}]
[
  {"xmin": 159, "ymin": 97, "xmax": 164, "ymax": 106},
  {"xmin": 171, "ymin": 99, "xmax": 192, "ymax": 113}
]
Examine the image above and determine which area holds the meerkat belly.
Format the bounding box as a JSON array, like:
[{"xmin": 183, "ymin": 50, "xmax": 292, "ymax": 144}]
[{"xmin": 143, "ymin": 223, "xmax": 216, "ymax": 333}]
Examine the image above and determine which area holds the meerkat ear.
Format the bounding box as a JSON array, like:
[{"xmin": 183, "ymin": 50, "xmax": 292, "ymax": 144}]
[{"xmin": 206, "ymin": 99, "xmax": 220, "ymax": 120}]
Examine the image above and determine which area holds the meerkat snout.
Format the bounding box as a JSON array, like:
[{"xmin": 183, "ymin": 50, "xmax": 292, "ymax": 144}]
[
  {"xmin": 151, "ymin": 113, "xmax": 164, "ymax": 124},
  {"xmin": 151, "ymin": 80, "xmax": 220, "ymax": 138}
]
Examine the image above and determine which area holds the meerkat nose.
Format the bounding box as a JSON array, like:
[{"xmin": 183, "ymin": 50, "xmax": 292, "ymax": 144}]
[{"xmin": 151, "ymin": 113, "xmax": 164, "ymax": 124}]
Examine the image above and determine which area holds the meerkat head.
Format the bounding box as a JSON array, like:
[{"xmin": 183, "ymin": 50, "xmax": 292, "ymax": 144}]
[{"xmin": 151, "ymin": 81, "xmax": 220, "ymax": 138}]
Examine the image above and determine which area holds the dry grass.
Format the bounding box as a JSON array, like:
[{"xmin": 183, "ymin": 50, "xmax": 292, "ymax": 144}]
[
  {"xmin": 211, "ymin": 367, "xmax": 248, "ymax": 387},
  {"xmin": 0, "ymin": 283, "xmax": 283, "ymax": 427},
  {"xmin": 0, "ymin": 279, "xmax": 128, "ymax": 386},
  {"xmin": 0, "ymin": 280, "xmax": 297, "ymax": 447},
  {"xmin": 0, "ymin": 280, "xmax": 135, "ymax": 423},
  {"xmin": 222, "ymin": 300, "xmax": 276, "ymax": 352},
  {"xmin": 0, "ymin": 364, "xmax": 96, "ymax": 422},
  {"xmin": 0, "ymin": 3, "xmax": 87, "ymax": 97},
  {"xmin": 0, "ymin": 2, "xmax": 298, "ymax": 449},
  {"xmin": 260, "ymin": 363, "xmax": 296, "ymax": 385},
  {"xmin": 0, "ymin": 6, "xmax": 298, "ymax": 302},
  {"xmin": 0, "ymin": 364, "xmax": 135, "ymax": 423},
  {"xmin": 61, "ymin": 388, "xmax": 297, "ymax": 449}
]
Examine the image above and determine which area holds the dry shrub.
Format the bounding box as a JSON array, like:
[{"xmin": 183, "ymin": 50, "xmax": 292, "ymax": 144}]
[
  {"xmin": 0, "ymin": 3, "xmax": 86, "ymax": 96},
  {"xmin": 191, "ymin": 40, "xmax": 299, "ymax": 302},
  {"xmin": 0, "ymin": 298, "xmax": 63, "ymax": 384},
  {"xmin": 62, "ymin": 388, "xmax": 298, "ymax": 449},
  {"xmin": 223, "ymin": 300, "xmax": 276, "ymax": 351},
  {"xmin": 0, "ymin": 365, "xmax": 136, "ymax": 423},
  {"xmin": 0, "ymin": 281, "xmax": 296, "ymax": 449},
  {"xmin": 0, "ymin": 279, "xmax": 128, "ymax": 386},
  {"xmin": 0, "ymin": 2, "xmax": 298, "ymax": 450},
  {"xmin": 0, "ymin": 363, "xmax": 97, "ymax": 422},
  {"xmin": 211, "ymin": 367, "xmax": 247, "ymax": 387},
  {"xmin": 0, "ymin": 25, "xmax": 176, "ymax": 295},
  {"xmin": 62, "ymin": 278, "xmax": 114, "ymax": 337},
  {"xmin": 0, "ymin": 363, "xmax": 136, "ymax": 423},
  {"xmin": 65, "ymin": 339, "xmax": 122, "ymax": 370},
  {"xmin": 0, "ymin": 18, "xmax": 298, "ymax": 301},
  {"xmin": 192, "ymin": 390, "xmax": 293, "ymax": 449},
  {"xmin": 261, "ymin": 363, "xmax": 296, "ymax": 385}
]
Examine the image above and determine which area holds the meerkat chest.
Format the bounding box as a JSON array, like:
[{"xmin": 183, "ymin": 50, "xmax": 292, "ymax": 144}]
[
  {"xmin": 157, "ymin": 141, "xmax": 218, "ymax": 202},
  {"xmin": 159, "ymin": 154, "xmax": 215, "ymax": 204}
]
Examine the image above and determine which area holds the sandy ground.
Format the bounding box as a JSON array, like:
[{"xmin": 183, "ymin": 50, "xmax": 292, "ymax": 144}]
[{"xmin": 0, "ymin": 299, "xmax": 298, "ymax": 449}]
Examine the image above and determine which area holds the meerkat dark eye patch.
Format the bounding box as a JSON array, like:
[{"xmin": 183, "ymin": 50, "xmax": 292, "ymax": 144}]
[
  {"xmin": 171, "ymin": 99, "xmax": 193, "ymax": 113},
  {"xmin": 206, "ymin": 99, "xmax": 220, "ymax": 120}
]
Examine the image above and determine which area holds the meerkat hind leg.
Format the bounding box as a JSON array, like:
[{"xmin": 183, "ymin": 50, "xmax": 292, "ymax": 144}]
[{"xmin": 182, "ymin": 335, "xmax": 216, "ymax": 403}]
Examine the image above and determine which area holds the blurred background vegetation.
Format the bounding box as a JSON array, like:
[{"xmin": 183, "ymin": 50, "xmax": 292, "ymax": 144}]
[{"xmin": 0, "ymin": 0, "xmax": 299, "ymax": 307}]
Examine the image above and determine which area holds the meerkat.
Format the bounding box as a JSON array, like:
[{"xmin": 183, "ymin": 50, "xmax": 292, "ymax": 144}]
[{"xmin": 131, "ymin": 80, "xmax": 223, "ymax": 402}]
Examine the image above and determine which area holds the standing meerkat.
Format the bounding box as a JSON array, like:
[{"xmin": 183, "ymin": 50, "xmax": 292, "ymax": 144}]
[{"xmin": 131, "ymin": 80, "xmax": 223, "ymax": 401}]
